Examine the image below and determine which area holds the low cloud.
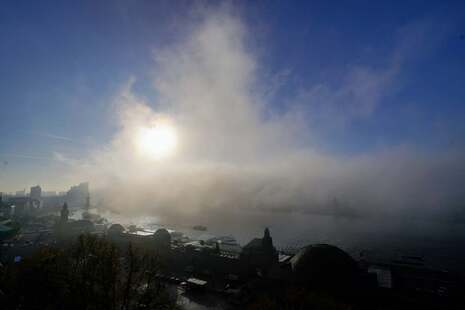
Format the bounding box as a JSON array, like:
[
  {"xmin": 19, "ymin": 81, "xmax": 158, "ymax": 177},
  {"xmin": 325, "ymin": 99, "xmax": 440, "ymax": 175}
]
[{"xmin": 69, "ymin": 8, "xmax": 465, "ymax": 228}]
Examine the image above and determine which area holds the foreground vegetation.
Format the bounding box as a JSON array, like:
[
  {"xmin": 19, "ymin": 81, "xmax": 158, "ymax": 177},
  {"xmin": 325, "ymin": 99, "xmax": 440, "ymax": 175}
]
[{"xmin": 0, "ymin": 234, "xmax": 179, "ymax": 310}]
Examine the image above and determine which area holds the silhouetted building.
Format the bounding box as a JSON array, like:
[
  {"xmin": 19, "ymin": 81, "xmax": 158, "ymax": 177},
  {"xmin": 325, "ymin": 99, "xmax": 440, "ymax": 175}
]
[
  {"xmin": 67, "ymin": 219, "xmax": 95, "ymax": 234},
  {"xmin": 60, "ymin": 203, "xmax": 69, "ymax": 224},
  {"xmin": 0, "ymin": 194, "xmax": 13, "ymax": 219},
  {"xmin": 0, "ymin": 205, "xmax": 12, "ymax": 218},
  {"xmin": 108, "ymin": 224, "xmax": 125, "ymax": 235},
  {"xmin": 42, "ymin": 191, "xmax": 57, "ymax": 197},
  {"xmin": 30, "ymin": 185, "xmax": 41, "ymax": 201},
  {"xmin": 42, "ymin": 194, "xmax": 66, "ymax": 210},
  {"xmin": 240, "ymin": 228, "xmax": 278, "ymax": 275},
  {"xmin": 8, "ymin": 197, "xmax": 30, "ymax": 217},
  {"xmin": 153, "ymin": 228, "xmax": 171, "ymax": 250},
  {"xmin": 66, "ymin": 182, "xmax": 89, "ymax": 208},
  {"xmin": 290, "ymin": 244, "xmax": 359, "ymax": 291},
  {"xmin": 85, "ymin": 194, "xmax": 90, "ymax": 210},
  {"xmin": 107, "ymin": 225, "xmax": 174, "ymax": 257},
  {"xmin": 0, "ymin": 219, "xmax": 20, "ymax": 240}
]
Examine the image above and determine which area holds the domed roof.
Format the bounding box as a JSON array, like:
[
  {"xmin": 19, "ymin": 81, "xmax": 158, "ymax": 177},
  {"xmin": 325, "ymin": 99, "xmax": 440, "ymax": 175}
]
[
  {"xmin": 153, "ymin": 228, "xmax": 171, "ymax": 246},
  {"xmin": 108, "ymin": 223, "xmax": 125, "ymax": 235},
  {"xmin": 153, "ymin": 228, "xmax": 170, "ymax": 237},
  {"xmin": 290, "ymin": 244, "xmax": 358, "ymax": 289}
]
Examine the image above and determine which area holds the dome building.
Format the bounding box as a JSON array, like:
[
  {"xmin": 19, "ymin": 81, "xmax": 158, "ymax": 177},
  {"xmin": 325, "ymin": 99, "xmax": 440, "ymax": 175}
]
[
  {"xmin": 153, "ymin": 228, "xmax": 171, "ymax": 250},
  {"xmin": 290, "ymin": 244, "xmax": 359, "ymax": 290},
  {"xmin": 108, "ymin": 223, "xmax": 125, "ymax": 235}
]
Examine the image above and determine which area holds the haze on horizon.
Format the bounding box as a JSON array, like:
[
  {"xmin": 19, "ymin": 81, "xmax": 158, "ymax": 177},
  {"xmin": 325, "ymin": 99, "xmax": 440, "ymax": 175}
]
[{"xmin": 1, "ymin": 1, "xmax": 465, "ymax": 229}]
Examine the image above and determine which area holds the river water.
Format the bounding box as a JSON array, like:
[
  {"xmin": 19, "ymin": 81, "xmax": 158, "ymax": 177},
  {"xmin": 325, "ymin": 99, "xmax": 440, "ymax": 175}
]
[{"xmin": 83, "ymin": 208, "xmax": 465, "ymax": 274}]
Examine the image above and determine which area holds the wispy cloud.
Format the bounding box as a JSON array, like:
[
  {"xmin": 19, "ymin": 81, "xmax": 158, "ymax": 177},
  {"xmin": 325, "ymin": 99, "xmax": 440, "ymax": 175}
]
[
  {"xmin": 285, "ymin": 19, "xmax": 442, "ymax": 135},
  {"xmin": 0, "ymin": 151, "xmax": 77, "ymax": 163},
  {"xmin": 33, "ymin": 132, "xmax": 73, "ymax": 142},
  {"xmin": 52, "ymin": 151, "xmax": 80, "ymax": 166},
  {"xmin": 0, "ymin": 153, "xmax": 52, "ymax": 160}
]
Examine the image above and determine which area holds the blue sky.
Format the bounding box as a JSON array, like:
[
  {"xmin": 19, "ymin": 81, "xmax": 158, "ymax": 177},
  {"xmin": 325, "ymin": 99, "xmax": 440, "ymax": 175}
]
[{"xmin": 1, "ymin": 0, "xmax": 465, "ymax": 192}]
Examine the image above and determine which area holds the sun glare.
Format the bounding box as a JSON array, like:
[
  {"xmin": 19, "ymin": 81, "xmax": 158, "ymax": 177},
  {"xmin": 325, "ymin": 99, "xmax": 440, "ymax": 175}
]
[{"xmin": 136, "ymin": 124, "xmax": 178, "ymax": 160}]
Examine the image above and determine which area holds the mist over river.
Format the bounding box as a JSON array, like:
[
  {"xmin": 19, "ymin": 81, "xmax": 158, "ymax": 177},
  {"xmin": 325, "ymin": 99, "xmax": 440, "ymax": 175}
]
[{"xmin": 90, "ymin": 208, "xmax": 465, "ymax": 275}]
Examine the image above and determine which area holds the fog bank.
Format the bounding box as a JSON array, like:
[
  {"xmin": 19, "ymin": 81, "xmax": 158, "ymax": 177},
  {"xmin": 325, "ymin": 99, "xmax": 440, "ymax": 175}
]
[{"xmin": 69, "ymin": 8, "xmax": 465, "ymax": 227}]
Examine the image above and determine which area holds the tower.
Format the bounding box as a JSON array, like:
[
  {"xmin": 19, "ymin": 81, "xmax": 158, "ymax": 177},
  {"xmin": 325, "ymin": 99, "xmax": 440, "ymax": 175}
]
[
  {"xmin": 60, "ymin": 202, "xmax": 69, "ymax": 223},
  {"xmin": 85, "ymin": 194, "xmax": 90, "ymax": 210},
  {"xmin": 30, "ymin": 185, "xmax": 42, "ymax": 201},
  {"xmin": 241, "ymin": 227, "xmax": 278, "ymax": 275},
  {"xmin": 262, "ymin": 227, "xmax": 273, "ymax": 252}
]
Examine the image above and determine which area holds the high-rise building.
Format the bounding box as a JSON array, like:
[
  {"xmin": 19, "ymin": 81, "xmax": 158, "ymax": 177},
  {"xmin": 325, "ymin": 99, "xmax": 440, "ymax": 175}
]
[
  {"xmin": 85, "ymin": 194, "xmax": 90, "ymax": 210},
  {"xmin": 66, "ymin": 182, "xmax": 89, "ymax": 208},
  {"xmin": 42, "ymin": 191, "xmax": 57, "ymax": 197},
  {"xmin": 30, "ymin": 185, "xmax": 42, "ymax": 201}
]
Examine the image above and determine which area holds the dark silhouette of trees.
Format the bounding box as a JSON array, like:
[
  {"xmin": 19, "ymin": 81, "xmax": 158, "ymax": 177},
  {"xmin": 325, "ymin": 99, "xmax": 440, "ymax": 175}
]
[{"xmin": 0, "ymin": 234, "xmax": 179, "ymax": 310}]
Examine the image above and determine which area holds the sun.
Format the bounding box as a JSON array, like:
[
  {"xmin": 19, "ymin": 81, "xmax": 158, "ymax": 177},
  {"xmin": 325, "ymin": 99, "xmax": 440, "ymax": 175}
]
[{"xmin": 136, "ymin": 123, "xmax": 178, "ymax": 160}]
